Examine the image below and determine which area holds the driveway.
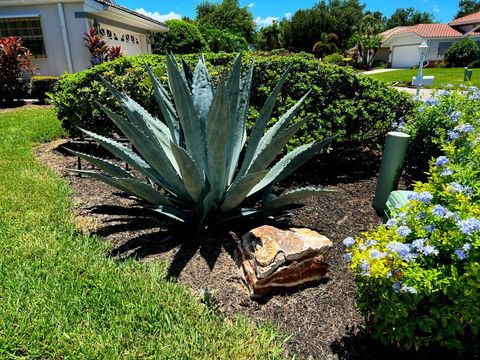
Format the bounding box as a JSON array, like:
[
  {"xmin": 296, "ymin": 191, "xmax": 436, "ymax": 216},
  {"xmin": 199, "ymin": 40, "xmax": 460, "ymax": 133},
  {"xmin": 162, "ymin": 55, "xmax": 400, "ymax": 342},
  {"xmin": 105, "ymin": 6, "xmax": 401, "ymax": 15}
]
[
  {"xmin": 362, "ymin": 68, "xmax": 400, "ymax": 75},
  {"xmin": 394, "ymin": 86, "xmax": 433, "ymax": 101}
]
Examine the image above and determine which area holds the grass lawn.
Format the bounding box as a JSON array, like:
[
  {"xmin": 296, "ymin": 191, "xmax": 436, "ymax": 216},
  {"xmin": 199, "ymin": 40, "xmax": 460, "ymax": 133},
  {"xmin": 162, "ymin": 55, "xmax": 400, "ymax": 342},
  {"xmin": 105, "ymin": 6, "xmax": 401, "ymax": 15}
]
[
  {"xmin": 366, "ymin": 67, "xmax": 480, "ymax": 89},
  {"xmin": 0, "ymin": 107, "xmax": 284, "ymax": 358}
]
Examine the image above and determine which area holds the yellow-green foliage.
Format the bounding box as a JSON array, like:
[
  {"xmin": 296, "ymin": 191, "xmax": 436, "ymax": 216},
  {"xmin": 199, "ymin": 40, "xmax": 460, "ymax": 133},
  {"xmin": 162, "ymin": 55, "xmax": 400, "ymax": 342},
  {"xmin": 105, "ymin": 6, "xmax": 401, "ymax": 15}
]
[{"xmin": 345, "ymin": 89, "xmax": 480, "ymax": 353}]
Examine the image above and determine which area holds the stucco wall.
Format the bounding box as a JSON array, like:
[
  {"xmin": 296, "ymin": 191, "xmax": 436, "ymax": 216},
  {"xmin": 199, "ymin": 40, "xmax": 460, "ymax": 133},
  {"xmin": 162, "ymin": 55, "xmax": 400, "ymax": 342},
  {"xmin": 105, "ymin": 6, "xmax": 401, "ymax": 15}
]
[
  {"xmin": 64, "ymin": 3, "xmax": 92, "ymax": 73},
  {"xmin": 0, "ymin": 4, "xmax": 73, "ymax": 76}
]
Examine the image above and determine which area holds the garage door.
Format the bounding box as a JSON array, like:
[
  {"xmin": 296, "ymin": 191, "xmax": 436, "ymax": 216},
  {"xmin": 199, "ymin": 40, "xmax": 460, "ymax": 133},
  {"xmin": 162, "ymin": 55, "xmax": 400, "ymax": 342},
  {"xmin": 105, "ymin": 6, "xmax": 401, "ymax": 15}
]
[
  {"xmin": 392, "ymin": 45, "xmax": 420, "ymax": 68},
  {"xmin": 99, "ymin": 25, "xmax": 145, "ymax": 56}
]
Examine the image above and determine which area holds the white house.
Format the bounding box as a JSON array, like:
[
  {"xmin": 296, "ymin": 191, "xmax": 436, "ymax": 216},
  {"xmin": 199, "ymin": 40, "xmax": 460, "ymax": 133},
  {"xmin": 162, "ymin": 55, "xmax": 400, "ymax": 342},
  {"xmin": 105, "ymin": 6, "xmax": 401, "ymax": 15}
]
[
  {"xmin": 378, "ymin": 12, "xmax": 480, "ymax": 68},
  {"xmin": 0, "ymin": 0, "xmax": 168, "ymax": 76}
]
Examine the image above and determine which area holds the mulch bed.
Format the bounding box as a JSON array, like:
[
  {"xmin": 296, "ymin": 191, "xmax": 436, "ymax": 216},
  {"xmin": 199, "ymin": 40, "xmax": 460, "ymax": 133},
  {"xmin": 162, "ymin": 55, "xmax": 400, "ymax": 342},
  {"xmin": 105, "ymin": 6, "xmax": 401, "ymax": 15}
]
[{"xmin": 35, "ymin": 140, "xmax": 455, "ymax": 360}]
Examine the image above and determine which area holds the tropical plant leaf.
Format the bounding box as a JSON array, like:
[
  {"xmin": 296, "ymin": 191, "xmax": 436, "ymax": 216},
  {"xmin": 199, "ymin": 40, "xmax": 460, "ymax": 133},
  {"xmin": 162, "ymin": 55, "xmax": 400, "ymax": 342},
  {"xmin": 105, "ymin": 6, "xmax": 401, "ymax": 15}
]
[
  {"xmin": 114, "ymin": 178, "xmax": 175, "ymax": 206},
  {"xmin": 220, "ymin": 170, "xmax": 268, "ymax": 211},
  {"xmin": 151, "ymin": 205, "xmax": 187, "ymax": 223},
  {"xmin": 262, "ymin": 186, "xmax": 330, "ymax": 210},
  {"xmin": 192, "ymin": 56, "xmax": 214, "ymax": 129},
  {"xmin": 67, "ymin": 149, "xmax": 133, "ymax": 179},
  {"xmin": 170, "ymin": 141, "xmax": 204, "ymax": 201}
]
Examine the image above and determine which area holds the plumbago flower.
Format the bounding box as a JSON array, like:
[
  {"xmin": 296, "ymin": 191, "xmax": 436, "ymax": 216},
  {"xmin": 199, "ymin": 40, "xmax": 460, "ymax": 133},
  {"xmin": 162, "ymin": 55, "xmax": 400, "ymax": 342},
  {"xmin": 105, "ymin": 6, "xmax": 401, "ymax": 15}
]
[{"xmin": 343, "ymin": 89, "xmax": 480, "ymax": 351}]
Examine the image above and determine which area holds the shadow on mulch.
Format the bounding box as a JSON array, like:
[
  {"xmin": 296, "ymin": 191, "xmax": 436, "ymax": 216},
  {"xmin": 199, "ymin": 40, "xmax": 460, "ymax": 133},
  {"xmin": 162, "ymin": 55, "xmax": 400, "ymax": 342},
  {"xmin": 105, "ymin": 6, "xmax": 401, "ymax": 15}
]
[{"xmin": 35, "ymin": 139, "xmax": 460, "ymax": 360}]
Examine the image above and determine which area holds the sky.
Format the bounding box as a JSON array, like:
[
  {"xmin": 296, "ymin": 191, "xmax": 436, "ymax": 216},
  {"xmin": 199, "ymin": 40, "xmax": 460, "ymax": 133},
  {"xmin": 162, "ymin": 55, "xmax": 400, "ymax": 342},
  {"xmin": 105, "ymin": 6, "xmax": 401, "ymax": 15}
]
[{"xmin": 119, "ymin": 0, "xmax": 460, "ymax": 27}]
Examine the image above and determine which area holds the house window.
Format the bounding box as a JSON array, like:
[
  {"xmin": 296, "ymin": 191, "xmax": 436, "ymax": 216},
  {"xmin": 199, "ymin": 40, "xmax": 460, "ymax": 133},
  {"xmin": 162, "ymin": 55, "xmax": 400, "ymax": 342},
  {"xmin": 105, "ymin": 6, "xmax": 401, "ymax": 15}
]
[
  {"xmin": 438, "ymin": 42, "xmax": 453, "ymax": 57},
  {"xmin": 0, "ymin": 17, "xmax": 46, "ymax": 57}
]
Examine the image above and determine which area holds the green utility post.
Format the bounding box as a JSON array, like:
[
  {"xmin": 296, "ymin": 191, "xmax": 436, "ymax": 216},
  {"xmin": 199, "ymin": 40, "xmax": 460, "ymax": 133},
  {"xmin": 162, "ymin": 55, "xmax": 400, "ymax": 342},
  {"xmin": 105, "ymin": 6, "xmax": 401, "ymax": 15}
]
[
  {"xmin": 465, "ymin": 67, "xmax": 473, "ymax": 82},
  {"xmin": 373, "ymin": 131, "xmax": 410, "ymax": 213}
]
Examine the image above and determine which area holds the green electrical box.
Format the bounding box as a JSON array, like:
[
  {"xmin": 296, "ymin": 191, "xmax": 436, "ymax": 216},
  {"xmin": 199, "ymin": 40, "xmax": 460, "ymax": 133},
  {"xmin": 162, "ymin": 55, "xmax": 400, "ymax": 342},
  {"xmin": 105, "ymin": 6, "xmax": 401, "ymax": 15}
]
[{"xmin": 384, "ymin": 190, "xmax": 415, "ymax": 222}]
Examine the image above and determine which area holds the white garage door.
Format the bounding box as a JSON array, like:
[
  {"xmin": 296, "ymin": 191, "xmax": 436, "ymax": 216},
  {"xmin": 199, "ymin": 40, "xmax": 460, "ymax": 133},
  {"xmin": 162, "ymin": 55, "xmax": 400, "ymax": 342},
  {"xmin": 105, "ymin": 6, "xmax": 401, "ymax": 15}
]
[
  {"xmin": 392, "ymin": 45, "xmax": 420, "ymax": 68},
  {"xmin": 99, "ymin": 25, "xmax": 145, "ymax": 56}
]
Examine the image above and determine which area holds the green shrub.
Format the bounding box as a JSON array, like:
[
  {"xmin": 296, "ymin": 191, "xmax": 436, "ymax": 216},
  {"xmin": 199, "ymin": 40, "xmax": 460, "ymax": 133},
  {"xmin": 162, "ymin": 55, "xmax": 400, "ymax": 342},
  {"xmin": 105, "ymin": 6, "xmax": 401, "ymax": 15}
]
[
  {"xmin": 345, "ymin": 89, "xmax": 480, "ymax": 353},
  {"xmin": 322, "ymin": 53, "xmax": 344, "ymax": 64},
  {"xmin": 152, "ymin": 19, "xmax": 208, "ymax": 54},
  {"xmin": 200, "ymin": 28, "xmax": 248, "ymax": 53},
  {"xmin": 51, "ymin": 53, "xmax": 414, "ymax": 149},
  {"xmin": 30, "ymin": 75, "xmax": 58, "ymax": 104},
  {"xmin": 444, "ymin": 38, "xmax": 480, "ymax": 68}
]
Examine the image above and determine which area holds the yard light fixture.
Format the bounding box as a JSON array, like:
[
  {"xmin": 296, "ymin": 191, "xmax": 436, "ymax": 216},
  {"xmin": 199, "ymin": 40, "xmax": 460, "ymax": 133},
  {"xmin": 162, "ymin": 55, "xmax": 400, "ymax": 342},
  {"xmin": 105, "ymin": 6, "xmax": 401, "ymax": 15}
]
[
  {"xmin": 412, "ymin": 41, "xmax": 434, "ymax": 96},
  {"xmin": 417, "ymin": 42, "xmax": 429, "ymax": 78},
  {"xmin": 93, "ymin": 18, "xmax": 101, "ymax": 35}
]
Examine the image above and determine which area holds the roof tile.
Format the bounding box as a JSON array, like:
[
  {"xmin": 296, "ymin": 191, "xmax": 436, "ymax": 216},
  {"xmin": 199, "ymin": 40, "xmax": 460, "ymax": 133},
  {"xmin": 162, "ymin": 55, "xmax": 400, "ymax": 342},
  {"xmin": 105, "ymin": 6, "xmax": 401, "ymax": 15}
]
[
  {"xmin": 396, "ymin": 24, "xmax": 462, "ymax": 38},
  {"xmin": 449, "ymin": 12, "xmax": 480, "ymax": 26}
]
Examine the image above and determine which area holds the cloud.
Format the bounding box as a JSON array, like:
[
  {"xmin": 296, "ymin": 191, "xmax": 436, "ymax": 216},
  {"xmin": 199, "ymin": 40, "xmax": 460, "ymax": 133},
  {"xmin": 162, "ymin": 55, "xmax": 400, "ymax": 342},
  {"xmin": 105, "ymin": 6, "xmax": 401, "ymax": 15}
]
[
  {"xmin": 284, "ymin": 12, "xmax": 293, "ymax": 19},
  {"xmin": 135, "ymin": 8, "xmax": 182, "ymax": 22},
  {"xmin": 433, "ymin": 4, "xmax": 440, "ymax": 13},
  {"xmin": 255, "ymin": 16, "xmax": 279, "ymax": 27},
  {"xmin": 247, "ymin": 2, "xmax": 255, "ymax": 8}
]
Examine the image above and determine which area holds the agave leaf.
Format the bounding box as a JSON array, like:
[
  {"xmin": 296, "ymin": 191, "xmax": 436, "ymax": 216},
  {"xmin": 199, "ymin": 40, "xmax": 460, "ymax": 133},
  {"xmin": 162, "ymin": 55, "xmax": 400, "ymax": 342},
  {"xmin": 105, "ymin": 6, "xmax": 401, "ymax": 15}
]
[
  {"xmin": 181, "ymin": 59, "xmax": 194, "ymax": 91},
  {"xmin": 236, "ymin": 65, "xmax": 291, "ymax": 180},
  {"xmin": 262, "ymin": 186, "xmax": 330, "ymax": 210},
  {"xmin": 97, "ymin": 103, "xmax": 190, "ymax": 199},
  {"xmin": 217, "ymin": 208, "xmax": 262, "ymax": 224},
  {"xmin": 100, "ymin": 76, "xmax": 172, "ymax": 142},
  {"xmin": 166, "ymin": 54, "xmax": 207, "ymax": 169},
  {"xmin": 67, "ymin": 149, "xmax": 134, "ymax": 179},
  {"xmin": 192, "ymin": 56, "xmax": 214, "ymax": 129},
  {"xmin": 206, "ymin": 76, "xmax": 229, "ymax": 203},
  {"xmin": 220, "ymin": 170, "xmax": 268, "ymax": 212},
  {"xmin": 257, "ymin": 90, "xmax": 311, "ymax": 153},
  {"xmin": 151, "ymin": 205, "xmax": 187, "ymax": 223},
  {"xmin": 73, "ymin": 170, "xmax": 132, "ymax": 194},
  {"xmin": 113, "ymin": 178, "xmax": 174, "ymax": 206},
  {"xmin": 145, "ymin": 62, "xmax": 181, "ymax": 144},
  {"xmin": 248, "ymin": 135, "xmax": 337, "ymax": 196},
  {"xmin": 170, "ymin": 141, "xmax": 204, "ymax": 202},
  {"xmin": 247, "ymin": 116, "xmax": 309, "ymax": 175}
]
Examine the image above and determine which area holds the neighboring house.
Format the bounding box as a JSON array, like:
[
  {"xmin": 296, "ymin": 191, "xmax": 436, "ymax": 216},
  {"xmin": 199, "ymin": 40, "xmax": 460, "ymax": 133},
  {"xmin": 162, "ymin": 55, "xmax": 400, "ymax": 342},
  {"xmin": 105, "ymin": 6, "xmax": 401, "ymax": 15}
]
[
  {"xmin": 0, "ymin": 0, "xmax": 167, "ymax": 76},
  {"xmin": 378, "ymin": 12, "xmax": 480, "ymax": 68}
]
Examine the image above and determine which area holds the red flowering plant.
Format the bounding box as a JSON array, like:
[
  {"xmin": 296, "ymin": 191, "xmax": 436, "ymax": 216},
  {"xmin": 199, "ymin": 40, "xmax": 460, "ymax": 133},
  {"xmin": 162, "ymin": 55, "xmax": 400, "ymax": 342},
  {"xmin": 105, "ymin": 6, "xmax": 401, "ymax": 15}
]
[
  {"xmin": 83, "ymin": 28, "xmax": 124, "ymax": 65},
  {"xmin": 0, "ymin": 36, "xmax": 35, "ymax": 103}
]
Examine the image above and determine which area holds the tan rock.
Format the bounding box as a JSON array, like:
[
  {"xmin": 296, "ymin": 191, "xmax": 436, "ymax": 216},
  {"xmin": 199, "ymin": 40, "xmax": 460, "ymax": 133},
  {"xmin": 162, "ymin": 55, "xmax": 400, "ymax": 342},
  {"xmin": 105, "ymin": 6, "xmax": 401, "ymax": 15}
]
[{"xmin": 237, "ymin": 225, "xmax": 332, "ymax": 297}]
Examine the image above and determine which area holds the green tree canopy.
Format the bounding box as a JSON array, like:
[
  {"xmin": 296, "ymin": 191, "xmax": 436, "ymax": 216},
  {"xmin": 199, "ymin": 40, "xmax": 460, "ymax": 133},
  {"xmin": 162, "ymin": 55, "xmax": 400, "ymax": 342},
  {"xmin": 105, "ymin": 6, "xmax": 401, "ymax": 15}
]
[
  {"xmin": 350, "ymin": 14, "xmax": 384, "ymax": 69},
  {"xmin": 282, "ymin": 0, "xmax": 365, "ymax": 52},
  {"xmin": 200, "ymin": 28, "xmax": 249, "ymax": 53},
  {"xmin": 151, "ymin": 19, "xmax": 208, "ymax": 54},
  {"xmin": 386, "ymin": 7, "xmax": 435, "ymax": 28},
  {"xmin": 195, "ymin": 0, "xmax": 255, "ymax": 43},
  {"xmin": 456, "ymin": 0, "xmax": 480, "ymax": 18},
  {"xmin": 255, "ymin": 20, "xmax": 283, "ymax": 51}
]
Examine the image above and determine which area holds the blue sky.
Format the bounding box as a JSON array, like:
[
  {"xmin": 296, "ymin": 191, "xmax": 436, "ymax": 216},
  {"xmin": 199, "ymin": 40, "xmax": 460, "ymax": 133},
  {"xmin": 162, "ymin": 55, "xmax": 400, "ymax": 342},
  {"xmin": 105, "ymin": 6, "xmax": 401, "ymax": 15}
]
[{"xmin": 122, "ymin": 0, "xmax": 459, "ymax": 27}]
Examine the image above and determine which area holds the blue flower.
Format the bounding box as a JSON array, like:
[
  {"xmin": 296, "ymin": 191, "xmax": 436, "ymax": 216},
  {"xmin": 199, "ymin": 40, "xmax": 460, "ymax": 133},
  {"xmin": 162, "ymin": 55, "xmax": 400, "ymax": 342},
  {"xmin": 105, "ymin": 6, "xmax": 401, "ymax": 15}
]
[
  {"xmin": 393, "ymin": 281, "xmax": 401, "ymax": 292},
  {"xmin": 450, "ymin": 111, "xmax": 461, "ymax": 122},
  {"xmin": 440, "ymin": 167, "xmax": 454, "ymax": 176},
  {"xmin": 397, "ymin": 226, "xmax": 412, "ymax": 237},
  {"xmin": 407, "ymin": 191, "xmax": 433, "ymax": 204},
  {"xmin": 435, "ymin": 156, "xmax": 449, "ymax": 166},
  {"xmin": 457, "ymin": 218, "xmax": 480, "ymax": 235},
  {"xmin": 463, "ymin": 243, "xmax": 472, "ymax": 252},
  {"xmin": 386, "ymin": 219, "xmax": 398, "ymax": 228},
  {"xmin": 456, "ymin": 124, "xmax": 475, "ymax": 133},
  {"xmin": 432, "ymin": 204, "xmax": 447, "ymax": 218},
  {"xmin": 447, "ymin": 130, "xmax": 460, "ymax": 141},
  {"xmin": 449, "ymin": 182, "xmax": 472, "ymax": 195},
  {"xmin": 401, "ymin": 285, "xmax": 417, "ymax": 294},
  {"xmin": 343, "ymin": 253, "xmax": 352, "ymax": 262},
  {"xmin": 424, "ymin": 224, "xmax": 436, "ymax": 233},
  {"xmin": 416, "ymin": 212, "xmax": 427, "ymax": 220},
  {"xmin": 367, "ymin": 239, "xmax": 378, "ymax": 247},
  {"xmin": 369, "ymin": 249, "xmax": 385, "ymax": 259},
  {"xmin": 387, "ymin": 241, "xmax": 417, "ymax": 261},
  {"xmin": 425, "ymin": 97, "xmax": 439, "ymax": 106},
  {"xmin": 438, "ymin": 90, "xmax": 450, "ymax": 97},
  {"xmin": 359, "ymin": 260, "xmax": 370, "ymax": 276},
  {"xmin": 342, "ymin": 237, "xmax": 355, "ymax": 247},
  {"xmin": 412, "ymin": 238, "xmax": 438, "ymax": 256},
  {"xmin": 454, "ymin": 249, "xmax": 467, "ymax": 260}
]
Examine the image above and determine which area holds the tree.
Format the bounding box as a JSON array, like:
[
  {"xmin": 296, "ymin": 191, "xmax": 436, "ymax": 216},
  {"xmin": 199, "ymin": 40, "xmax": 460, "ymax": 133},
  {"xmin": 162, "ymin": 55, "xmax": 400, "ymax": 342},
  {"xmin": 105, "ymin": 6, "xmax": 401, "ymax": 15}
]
[
  {"xmin": 456, "ymin": 0, "xmax": 480, "ymax": 18},
  {"xmin": 350, "ymin": 15, "xmax": 384, "ymax": 69},
  {"xmin": 312, "ymin": 33, "xmax": 339, "ymax": 58},
  {"xmin": 282, "ymin": 0, "xmax": 364, "ymax": 52},
  {"xmin": 256, "ymin": 20, "xmax": 283, "ymax": 51},
  {"xmin": 444, "ymin": 38, "xmax": 480, "ymax": 67},
  {"xmin": 195, "ymin": 0, "xmax": 255, "ymax": 43},
  {"xmin": 201, "ymin": 28, "xmax": 248, "ymax": 52},
  {"xmin": 386, "ymin": 7, "xmax": 434, "ymax": 28},
  {"xmin": 152, "ymin": 19, "xmax": 208, "ymax": 54}
]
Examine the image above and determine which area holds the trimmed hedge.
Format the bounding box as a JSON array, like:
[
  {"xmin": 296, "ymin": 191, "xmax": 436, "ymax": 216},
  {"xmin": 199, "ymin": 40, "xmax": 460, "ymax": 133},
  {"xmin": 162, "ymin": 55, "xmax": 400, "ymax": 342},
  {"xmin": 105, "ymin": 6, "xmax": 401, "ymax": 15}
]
[
  {"xmin": 30, "ymin": 76, "xmax": 58, "ymax": 104},
  {"xmin": 52, "ymin": 53, "xmax": 414, "ymax": 148}
]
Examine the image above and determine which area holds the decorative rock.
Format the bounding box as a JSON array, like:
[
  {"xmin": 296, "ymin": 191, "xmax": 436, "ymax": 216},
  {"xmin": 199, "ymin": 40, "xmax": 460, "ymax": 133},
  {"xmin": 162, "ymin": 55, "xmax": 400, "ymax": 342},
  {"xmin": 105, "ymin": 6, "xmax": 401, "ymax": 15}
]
[{"xmin": 237, "ymin": 225, "xmax": 332, "ymax": 297}]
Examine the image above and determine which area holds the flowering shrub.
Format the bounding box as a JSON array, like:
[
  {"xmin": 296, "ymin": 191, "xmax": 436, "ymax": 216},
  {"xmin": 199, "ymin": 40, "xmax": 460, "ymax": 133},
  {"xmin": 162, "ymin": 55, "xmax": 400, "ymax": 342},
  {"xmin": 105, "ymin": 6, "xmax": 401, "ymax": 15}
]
[
  {"xmin": 399, "ymin": 87, "xmax": 480, "ymax": 180},
  {"xmin": 346, "ymin": 98, "xmax": 480, "ymax": 352}
]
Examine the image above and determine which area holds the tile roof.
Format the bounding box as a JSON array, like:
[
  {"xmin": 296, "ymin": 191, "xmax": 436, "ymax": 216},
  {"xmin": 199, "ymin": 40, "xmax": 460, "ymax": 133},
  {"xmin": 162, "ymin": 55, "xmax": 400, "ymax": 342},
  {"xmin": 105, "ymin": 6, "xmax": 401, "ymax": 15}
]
[
  {"xmin": 378, "ymin": 26, "xmax": 410, "ymax": 41},
  {"xmin": 396, "ymin": 24, "xmax": 462, "ymax": 38},
  {"xmin": 449, "ymin": 12, "xmax": 480, "ymax": 26},
  {"xmin": 93, "ymin": 0, "xmax": 166, "ymax": 27}
]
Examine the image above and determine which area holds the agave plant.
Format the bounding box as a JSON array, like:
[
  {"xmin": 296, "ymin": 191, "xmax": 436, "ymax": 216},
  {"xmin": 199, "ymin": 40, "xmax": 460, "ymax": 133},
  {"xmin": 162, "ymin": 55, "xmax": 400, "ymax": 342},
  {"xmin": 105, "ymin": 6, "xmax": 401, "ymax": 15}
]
[{"xmin": 70, "ymin": 53, "xmax": 335, "ymax": 230}]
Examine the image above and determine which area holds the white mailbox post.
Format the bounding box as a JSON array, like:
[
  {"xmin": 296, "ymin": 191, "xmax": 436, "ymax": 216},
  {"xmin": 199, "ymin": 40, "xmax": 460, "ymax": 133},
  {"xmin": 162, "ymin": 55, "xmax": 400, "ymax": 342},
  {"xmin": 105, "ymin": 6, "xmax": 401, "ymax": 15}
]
[{"xmin": 412, "ymin": 42, "xmax": 434, "ymax": 96}]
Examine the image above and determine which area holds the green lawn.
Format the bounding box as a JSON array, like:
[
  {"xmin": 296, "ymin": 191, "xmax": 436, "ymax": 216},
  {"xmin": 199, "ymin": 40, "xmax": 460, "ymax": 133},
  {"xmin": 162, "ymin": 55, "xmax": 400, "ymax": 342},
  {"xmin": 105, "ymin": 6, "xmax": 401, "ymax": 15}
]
[
  {"xmin": 366, "ymin": 67, "xmax": 480, "ymax": 89},
  {"xmin": 0, "ymin": 107, "xmax": 284, "ymax": 358}
]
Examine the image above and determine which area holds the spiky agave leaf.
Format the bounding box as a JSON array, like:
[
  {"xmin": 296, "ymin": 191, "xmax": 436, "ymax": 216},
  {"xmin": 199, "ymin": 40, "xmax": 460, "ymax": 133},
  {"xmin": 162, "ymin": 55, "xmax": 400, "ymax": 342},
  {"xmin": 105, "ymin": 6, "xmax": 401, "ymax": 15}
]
[{"xmin": 75, "ymin": 53, "xmax": 335, "ymax": 232}]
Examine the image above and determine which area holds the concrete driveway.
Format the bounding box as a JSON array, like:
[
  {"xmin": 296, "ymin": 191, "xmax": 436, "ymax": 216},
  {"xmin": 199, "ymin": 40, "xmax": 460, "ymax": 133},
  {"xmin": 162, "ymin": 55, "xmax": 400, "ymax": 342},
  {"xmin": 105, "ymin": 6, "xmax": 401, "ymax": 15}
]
[{"xmin": 394, "ymin": 86, "xmax": 433, "ymax": 100}]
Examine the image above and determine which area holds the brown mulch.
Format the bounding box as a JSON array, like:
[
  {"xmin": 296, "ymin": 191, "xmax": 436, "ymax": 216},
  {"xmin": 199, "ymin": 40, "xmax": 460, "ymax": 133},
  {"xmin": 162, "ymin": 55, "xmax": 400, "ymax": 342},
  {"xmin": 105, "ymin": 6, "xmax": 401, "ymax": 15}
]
[{"xmin": 35, "ymin": 140, "xmax": 451, "ymax": 360}]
